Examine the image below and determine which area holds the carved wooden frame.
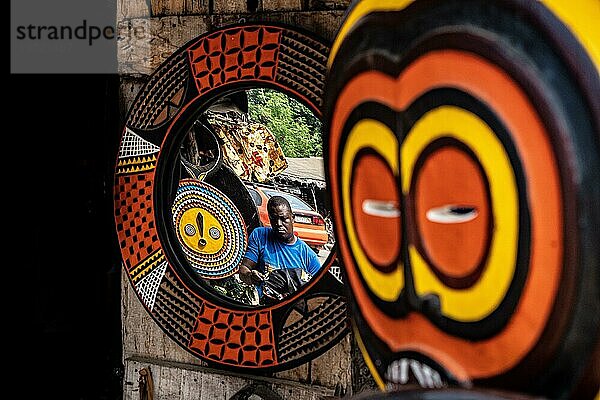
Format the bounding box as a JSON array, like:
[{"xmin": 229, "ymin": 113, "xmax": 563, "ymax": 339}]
[{"xmin": 114, "ymin": 22, "xmax": 348, "ymax": 372}]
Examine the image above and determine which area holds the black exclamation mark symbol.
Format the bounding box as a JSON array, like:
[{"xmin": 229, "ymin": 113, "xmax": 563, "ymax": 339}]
[{"xmin": 197, "ymin": 211, "xmax": 207, "ymax": 247}]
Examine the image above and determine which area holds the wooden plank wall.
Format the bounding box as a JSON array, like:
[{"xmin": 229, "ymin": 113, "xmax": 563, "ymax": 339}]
[
  {"xmin": 117, "ymin": 1, "xmax": 378, "ymax": 399},
  {"xmin": 117, "ymin": 1, "xmax": 349, "ymax": 75}
]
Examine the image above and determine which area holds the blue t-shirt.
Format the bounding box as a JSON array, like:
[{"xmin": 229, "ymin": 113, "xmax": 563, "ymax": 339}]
[{"xmin": 244, "ymin": 227, "xmax": 321, "ymax": 278}]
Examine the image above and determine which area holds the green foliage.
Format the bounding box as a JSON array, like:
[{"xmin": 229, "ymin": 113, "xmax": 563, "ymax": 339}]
[{"xmin": 247, "ymin": 88, "xmax": 323, "ymax": 157}]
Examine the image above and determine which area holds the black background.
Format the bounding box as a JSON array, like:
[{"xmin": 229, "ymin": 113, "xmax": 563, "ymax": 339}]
[{"xmin": 14, "ymin": 74, "xmax": 123, "ymax": 399}]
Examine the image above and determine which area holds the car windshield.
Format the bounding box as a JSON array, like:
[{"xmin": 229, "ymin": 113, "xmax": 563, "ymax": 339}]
[{"xmin": 262, "ymin": 189, "xmax": 313, "ymax": 211}]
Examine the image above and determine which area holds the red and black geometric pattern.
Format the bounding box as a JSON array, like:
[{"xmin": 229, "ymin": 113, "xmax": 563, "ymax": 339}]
[
  {"xmin": 114, "ymin": 172, "xmax": 160, "ymax": 271},
  {"xmin": 189, "ymin": 303, "xmax": 276, "ymax": 366},
  {"xmin": 188, "ymin": 26, "xmax": 281, "ymax": 95}
]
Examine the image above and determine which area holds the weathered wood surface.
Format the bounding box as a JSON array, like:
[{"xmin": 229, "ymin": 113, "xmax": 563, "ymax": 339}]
[
  {"xmin": 122, "ymin": 268, "xmax": 203, "ymax": 365},
  {"xmin": 309, "ymin": 335, "xmax": 351, "ymax": 394},
  {"xmin": 262, "ymin": 0, "xmax": 303, "ymax": 12},
  {"xmin": 119, "ymin": 76, "xmax": 148, "ymax": 123},
  {"xmin": 274, "ymin": 359, "xmax": 310, "ymax": 383},
  {"xmin": 117, "ymin": 0, "xmax": 349, "ymax": 19},
  {"xmin": 210, "ymin": 10, "xmax": 345, "ymax": 42},
  {"xmin": 117, "ymin": 0, "xmax": 209, "ymax": 19},
  {"xmin": 117, "ymin": 11, "xmax": 345, "ymax": 75},
  {"xmin": 118, "ymin": 0, "xmax": 151, "ymax": 20},
  {"xmin": 117, "ymin": 16, "xmax": 211, "ymax": 75},
  {"xmin": 124, "ymin": 358, "xmax": 336, "ymax": 400}
]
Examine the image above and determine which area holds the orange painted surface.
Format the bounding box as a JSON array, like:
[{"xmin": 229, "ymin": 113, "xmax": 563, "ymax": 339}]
[
  {"xmin": 352, "ymin": 153, "xmax": 402, "ymax": 268},
  {"xmin": 292, "ymin": 225, "xmax": 329, "ymax": 247},
  {"xmin": 115, "ymin": 171, "xmax": 161, "ymax": 270},
  {"xmin": 189, "ymin": 303, "xmax": 277, "ymax": 366},
  {"xmin": 414, "ymin": 145, "xmax": 489, "ymax": 278},
  {"xmin": 329, "ymin": 49, "xmax": 563, "ymax": 378}
]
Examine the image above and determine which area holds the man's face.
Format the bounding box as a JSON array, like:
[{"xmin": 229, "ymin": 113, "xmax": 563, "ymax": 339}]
[{"xmin": 268, "ymin": 204, "xmax": 294, "ymax": 243}]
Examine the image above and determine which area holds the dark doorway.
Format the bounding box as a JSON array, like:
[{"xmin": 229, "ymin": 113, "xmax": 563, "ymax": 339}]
[{"xmin": 13, "ymin": 74, "xmax": 122, "ymax": 400}]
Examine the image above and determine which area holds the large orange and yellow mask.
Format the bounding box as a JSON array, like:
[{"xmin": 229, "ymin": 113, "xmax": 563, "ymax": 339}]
[{"xmin": 324, "ymin": 0, "xmax": 600, "ymax": 398}]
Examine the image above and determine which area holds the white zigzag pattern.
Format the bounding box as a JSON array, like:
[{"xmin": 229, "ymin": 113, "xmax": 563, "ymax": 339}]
[
  {"xmin": 329, "ymin": 265, "xmax": 343, "ymax": 283},
  {"xmin": 136, "ymin": 261, "xmax": 168, "ymax": 311},
  {"xmin": 119, "ymin": 127, "xmax": 160, "ymax": 158}
]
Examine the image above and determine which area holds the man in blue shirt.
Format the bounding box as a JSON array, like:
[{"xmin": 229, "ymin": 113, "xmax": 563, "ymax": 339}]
[{"xmin": 239, "ymin": 195, "xmax": 321, "ymax": 303}]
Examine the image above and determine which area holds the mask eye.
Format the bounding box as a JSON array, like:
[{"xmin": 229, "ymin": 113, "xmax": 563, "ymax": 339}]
[
  {"xmin": 402, "ymin": 106, "xmax": 519, "ymax": 324},
  {"xmin": 342, "ymin": 118, "xmax": 404, "ymax": 303},
  {"xmin": 411, "ymin": 140, "xmax": 491, "ymax": 288},
  {"xmin": 425, "ymin": 205, "xmax": 478, "ymax": 224},
  {"xmin": 352, "ymin": 151, "xmax": 402, "ymax": 270}
]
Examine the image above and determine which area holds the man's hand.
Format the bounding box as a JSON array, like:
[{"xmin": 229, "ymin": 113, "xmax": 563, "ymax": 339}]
[
  {"xmin": 249, "ymin": 270, "xmax": 266, "ymax": 284},
  {"xmin": 239, "ymin": 262, "xmax": 265, "ymax": 285}
]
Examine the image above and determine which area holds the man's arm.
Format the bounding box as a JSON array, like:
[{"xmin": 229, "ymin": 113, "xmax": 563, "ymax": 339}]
[
  {"xmin": 238, "ymin": 257, "xmax": 265, "ymax": 285},
  {"xmin": 306, "ymin": 247, "xmax": 321, "ymax": 277}
]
